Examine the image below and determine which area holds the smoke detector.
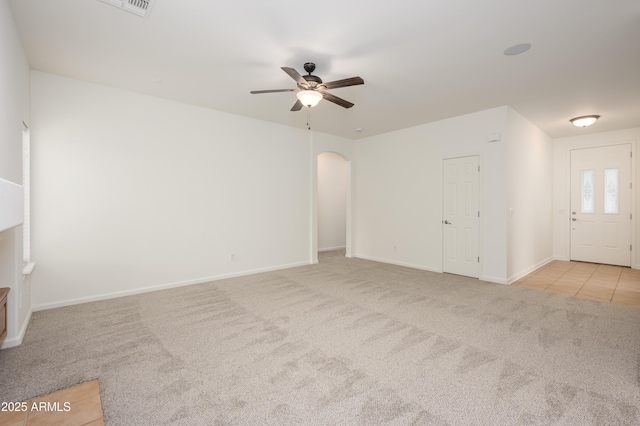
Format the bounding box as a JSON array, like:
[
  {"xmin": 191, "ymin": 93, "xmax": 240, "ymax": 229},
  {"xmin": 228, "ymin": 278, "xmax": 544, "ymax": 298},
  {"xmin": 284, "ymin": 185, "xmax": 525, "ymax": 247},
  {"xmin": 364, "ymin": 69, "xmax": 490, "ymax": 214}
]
[{"xmin": 100, "ymin": 0, "xmax": 156, "ymax": 18}]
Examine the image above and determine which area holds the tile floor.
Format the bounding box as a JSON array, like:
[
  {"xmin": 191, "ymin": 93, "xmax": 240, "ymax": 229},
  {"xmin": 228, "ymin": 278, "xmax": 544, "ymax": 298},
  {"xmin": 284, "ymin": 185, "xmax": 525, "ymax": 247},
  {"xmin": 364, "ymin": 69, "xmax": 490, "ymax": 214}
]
[
  {"xmin": 512, "ymin": 260, "xmax": 640, "ymax": 307},
  {"xmin": 0, "ymin": 379, "xmax": 103, "ymax": 426}
]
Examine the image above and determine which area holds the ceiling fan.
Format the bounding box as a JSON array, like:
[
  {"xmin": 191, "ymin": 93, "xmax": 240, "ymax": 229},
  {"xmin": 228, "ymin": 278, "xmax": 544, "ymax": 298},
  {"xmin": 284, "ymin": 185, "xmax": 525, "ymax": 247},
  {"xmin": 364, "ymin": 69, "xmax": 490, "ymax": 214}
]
[{"xmin": 250, "ymin": 62, "xmax": 364, "ymax": 111}]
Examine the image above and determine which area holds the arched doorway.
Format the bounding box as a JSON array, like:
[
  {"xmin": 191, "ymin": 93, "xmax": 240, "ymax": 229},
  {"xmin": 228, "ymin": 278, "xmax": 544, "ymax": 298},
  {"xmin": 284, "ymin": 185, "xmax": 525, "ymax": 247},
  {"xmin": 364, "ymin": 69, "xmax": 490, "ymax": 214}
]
[
  {"xmin": 311, "ymin": 150, "xmax": 352, "ymax": 263},
  {"xmin": 317, "ymin": 152, "xmax": 347, "ymax": 253}
]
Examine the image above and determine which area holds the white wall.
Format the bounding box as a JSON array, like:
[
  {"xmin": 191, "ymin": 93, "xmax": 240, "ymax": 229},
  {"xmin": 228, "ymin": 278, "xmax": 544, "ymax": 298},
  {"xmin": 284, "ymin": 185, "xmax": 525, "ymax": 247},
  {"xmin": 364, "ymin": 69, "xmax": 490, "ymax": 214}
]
[
  {"xmin": 354, "ymin": 107, "xmax": 509, "ymax": 283},
  {"xmin": 317, "ymin": 152, "xmax": 347, "ymax": 251},
  {"xmin": 506, "ymin": 107, "xmax": 553, "ymax": 281},
  {"xmin": 0, "ymin": 178, "xmax": 23, "ymax": 233},
  {"xmin": 0, "ymin": 0, "xmax": 31, "ymax": 348},
  {"xmin": 30, "ymin": 71, "xmax": 315, "ymax": 310},
  {"xmin": 552, "ymin": 127, "xmax": 640, "ymax": 267}
]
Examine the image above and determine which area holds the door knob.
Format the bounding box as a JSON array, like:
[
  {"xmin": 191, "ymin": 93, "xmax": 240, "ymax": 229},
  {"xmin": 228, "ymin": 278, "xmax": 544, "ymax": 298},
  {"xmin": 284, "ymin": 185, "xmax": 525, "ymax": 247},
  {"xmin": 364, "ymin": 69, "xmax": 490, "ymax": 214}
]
[
  {"xmin": 571, "ymin": 218, "xmax": 577, "ymax": 221},
  {"xmin": 443, "ymin": 220, "xmax": 452, "ymax": 225}
]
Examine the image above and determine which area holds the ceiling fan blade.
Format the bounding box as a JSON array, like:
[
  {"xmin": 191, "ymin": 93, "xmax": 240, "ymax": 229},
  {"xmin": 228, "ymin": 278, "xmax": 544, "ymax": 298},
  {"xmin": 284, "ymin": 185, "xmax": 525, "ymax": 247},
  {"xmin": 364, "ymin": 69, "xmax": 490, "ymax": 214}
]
[
  {"xmin": 281, "ymin": 67, "xmax": 308, "ymax": 87},
  {"xmin": 290, "ymin": 100, "xmax": 303, "ymax": 111},
  {"xmin": 322, "ymin": 92, "xmax": 354, "ymax": 109},
  {"xmin": 250, "ymin": 89, "xmax": 296, "ymax": 94},
  {"xmin": 322, "ymin": 76, "xmax": 364, "ymax": 90}
]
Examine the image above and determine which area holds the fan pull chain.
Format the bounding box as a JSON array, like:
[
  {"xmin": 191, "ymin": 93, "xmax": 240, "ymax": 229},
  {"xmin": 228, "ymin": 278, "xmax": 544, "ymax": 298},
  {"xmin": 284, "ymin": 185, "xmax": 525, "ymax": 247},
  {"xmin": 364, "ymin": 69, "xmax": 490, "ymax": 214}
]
[{"xmin": 306, "ymin": 106, "xmax": 311, "ymax": 130}]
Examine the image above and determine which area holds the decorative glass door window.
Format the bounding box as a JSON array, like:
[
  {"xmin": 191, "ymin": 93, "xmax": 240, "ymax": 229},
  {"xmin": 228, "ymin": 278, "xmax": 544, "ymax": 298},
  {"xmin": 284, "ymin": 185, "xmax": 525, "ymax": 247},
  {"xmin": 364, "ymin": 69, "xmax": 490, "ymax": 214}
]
[
  {"xmin": 604, "ymin": 168, "xmax": 619, "ymax": 214},
  {"xmin": 581, "ymin": 170, "xmax": 594, "ymax": 213}
]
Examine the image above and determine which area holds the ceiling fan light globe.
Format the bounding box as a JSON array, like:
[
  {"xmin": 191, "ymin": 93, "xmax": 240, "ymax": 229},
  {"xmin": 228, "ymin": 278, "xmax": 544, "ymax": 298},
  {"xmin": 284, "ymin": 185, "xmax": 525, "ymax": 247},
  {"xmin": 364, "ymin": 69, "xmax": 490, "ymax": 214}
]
[{"xmin": 296, "ymin": 90, "xmax": 323, "ymax": 107}]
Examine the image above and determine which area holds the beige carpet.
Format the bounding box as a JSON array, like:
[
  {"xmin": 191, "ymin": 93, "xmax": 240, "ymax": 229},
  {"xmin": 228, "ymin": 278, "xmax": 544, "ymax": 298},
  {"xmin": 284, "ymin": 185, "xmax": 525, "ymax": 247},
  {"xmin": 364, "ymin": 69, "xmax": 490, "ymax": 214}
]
[{"xmin": 1, "ymin": 250, "xmax": 639, "ymax": 425}]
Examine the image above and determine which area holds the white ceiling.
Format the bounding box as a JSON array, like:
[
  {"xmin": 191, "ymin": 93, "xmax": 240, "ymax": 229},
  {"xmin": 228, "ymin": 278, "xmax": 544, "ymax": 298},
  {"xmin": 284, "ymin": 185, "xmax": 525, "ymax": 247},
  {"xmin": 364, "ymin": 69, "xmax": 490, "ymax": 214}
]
[{"xmin": 8, "ymin": 0, "xmax": 640, "ymax": 139}]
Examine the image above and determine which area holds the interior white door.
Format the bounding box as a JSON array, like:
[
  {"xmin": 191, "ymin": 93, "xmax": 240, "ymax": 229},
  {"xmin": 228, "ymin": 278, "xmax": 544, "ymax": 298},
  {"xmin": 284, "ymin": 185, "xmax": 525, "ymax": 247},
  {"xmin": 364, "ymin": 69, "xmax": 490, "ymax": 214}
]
[
  {"xmin": 570, "ymin": 144, "xmax": 631, "ymax": 266},
  {"xmin": 443, "ymin": 156, "xmax": 479, "ymax": 278}
]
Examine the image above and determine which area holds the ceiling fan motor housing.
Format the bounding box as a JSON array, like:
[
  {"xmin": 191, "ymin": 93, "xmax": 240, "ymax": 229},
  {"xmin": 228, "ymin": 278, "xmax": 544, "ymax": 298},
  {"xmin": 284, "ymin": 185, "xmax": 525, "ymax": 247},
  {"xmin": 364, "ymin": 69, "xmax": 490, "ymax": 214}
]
[
  {"xmin": 301, "ymin": 62, "xmax": 322, "ymax": 87},
  {"xmin": 302, "ymin": 74, "xmax": 322, "ymax": 85}
]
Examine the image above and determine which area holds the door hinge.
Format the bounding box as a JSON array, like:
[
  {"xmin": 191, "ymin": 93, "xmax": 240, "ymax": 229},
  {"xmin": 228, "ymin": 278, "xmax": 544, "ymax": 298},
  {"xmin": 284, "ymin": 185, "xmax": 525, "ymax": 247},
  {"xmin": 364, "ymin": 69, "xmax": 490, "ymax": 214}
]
[
  {"xmin": 478, "ymin": 165, "xmax": 480, "ymax": 172},
  {"xmin": 631, "ymin": 245, "xmax": 633, "ymax": 251},
  {"xmin": 478, "ymin": 211, "xmax": 480, "ymax": 217},
  {"xmin": 631, "ymin": 152, "xmax": 633, "ymax": 158},
  {"xmin": 631, "ymin": 183, "xmax": 633, "ymax": 189},
  {"xmin": 477, "ymin": 256, "xmax": 480, "ymax": 262},
  {"xmin": 631, "ymin": 213, "xmax": 633, "ymax": 220}
]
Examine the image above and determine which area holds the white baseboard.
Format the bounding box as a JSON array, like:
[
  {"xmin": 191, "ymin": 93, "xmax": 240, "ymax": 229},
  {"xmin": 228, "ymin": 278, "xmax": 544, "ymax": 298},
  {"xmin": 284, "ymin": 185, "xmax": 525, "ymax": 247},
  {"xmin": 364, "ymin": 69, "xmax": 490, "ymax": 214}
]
[
  {"xmin": 32, "ymin": 260, "xmax": 314, "ymax": 312},
  {"xmin": 354, "ymin": 254, "xmax": 442, "ymax": 273},
  {"xmin": 554, "ymin": 255, "xmax": 639, "ymax": 270},
  {"xmin": 1, "ymin": 308, "xmax": 32, "ymax": 349},
  {"xmin": 481, "ymin": 276, "xmax": 509, "ymax": 285},
  {"xmin": 507, "ymin": 256, "xmax": 554, "ymax": 284},
  {"xmin": 318, "ymin": 245, "xmax": 346, "ymax": 252},
  {"xmin": 354, "ymin": 254, "xmax": 517, "ymax": 284}
]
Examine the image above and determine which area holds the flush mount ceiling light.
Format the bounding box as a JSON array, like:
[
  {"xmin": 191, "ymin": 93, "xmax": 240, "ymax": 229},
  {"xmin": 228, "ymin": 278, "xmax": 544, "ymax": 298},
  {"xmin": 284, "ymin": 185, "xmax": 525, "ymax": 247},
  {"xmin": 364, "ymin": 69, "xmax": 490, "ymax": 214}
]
[
  {"xmin": 503, "ymin": 43, "xmax": 532, "ymax": 56},
  {"xmin": 570, "ymin": 115, "xmax": 600, "ymax": 127},
  {"xmin": 296, "ymin": 90, "xmax": 323, "ymax": 108}
]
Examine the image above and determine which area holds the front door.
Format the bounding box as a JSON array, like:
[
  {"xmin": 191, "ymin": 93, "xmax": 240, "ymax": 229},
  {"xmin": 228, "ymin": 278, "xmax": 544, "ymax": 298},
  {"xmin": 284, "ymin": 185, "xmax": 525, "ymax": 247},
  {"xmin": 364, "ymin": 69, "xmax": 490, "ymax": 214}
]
[
  {"xmin": 570, "ymin": 144, "xmax": 631, "ymax": 266},
  {"xmin": 443, "ymin": 156, "xmax": 479, "ymax": 278}
]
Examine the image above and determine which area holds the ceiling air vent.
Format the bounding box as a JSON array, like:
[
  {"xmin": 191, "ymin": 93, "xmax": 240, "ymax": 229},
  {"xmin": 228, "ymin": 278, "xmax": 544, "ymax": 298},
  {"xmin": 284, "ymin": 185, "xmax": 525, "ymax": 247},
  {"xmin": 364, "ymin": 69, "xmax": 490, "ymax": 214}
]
[{"xmin": 99, "ymin": 0, "xmax": 156, "ymax": 18}]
